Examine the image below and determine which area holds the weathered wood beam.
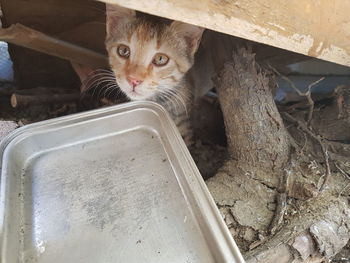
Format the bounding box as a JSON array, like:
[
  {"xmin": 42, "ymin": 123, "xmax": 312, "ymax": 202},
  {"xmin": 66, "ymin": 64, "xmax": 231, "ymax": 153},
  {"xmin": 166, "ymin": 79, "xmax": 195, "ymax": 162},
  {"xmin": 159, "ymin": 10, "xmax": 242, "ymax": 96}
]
[
  {"xmin": 0, "ymin": 23, "xmax": 108, "ymax": 68},
  {"xmin": 101, "ymin": 0, "xmax": 350, "ymax": 67}
]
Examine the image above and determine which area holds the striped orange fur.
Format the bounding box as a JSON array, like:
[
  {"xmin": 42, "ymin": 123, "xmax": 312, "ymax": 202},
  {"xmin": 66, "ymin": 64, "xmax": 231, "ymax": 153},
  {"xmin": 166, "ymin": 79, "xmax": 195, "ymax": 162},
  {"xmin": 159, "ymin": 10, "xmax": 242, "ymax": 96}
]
[{"xmin": 105, "ymin": 4, "xmax": 204, "ymax": 145}]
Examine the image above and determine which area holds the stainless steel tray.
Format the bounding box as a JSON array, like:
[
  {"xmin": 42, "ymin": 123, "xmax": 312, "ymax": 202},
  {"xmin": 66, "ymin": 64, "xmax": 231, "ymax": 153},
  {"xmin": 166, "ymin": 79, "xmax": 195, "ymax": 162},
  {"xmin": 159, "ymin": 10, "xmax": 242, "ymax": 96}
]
[{"xmin": 0, "ymin": 102, "xmax": 244, "ymax": 263}]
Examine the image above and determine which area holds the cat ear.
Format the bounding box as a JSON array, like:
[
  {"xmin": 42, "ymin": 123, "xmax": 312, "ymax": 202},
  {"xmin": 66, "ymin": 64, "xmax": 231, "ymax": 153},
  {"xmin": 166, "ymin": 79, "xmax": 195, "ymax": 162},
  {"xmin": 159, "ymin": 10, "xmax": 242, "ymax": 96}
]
[
  {"xmin": 106, "ymin": 4, "xmax": 136, "ymax": 36},
  {"xmin": 170, "ymin": 21, "xmax": 204, "ymax": 56}
]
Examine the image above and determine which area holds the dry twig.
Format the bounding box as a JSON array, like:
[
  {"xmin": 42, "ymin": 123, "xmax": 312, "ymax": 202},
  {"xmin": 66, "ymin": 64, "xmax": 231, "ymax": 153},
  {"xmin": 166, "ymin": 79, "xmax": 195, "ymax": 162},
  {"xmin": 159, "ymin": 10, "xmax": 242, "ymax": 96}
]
[
  {"xmin": 269, "ymin": 65, "xmax": 325, "ymax": 124},
  {"xmin": 269, "ymin": 170, "xmax": 290, "ymax": 235},
  {"xmin": 282, "ymin": 112, "xmax": 331, "ymax": 191},
  {"xmin": 11, "ymin": 93, "xmax": 80, "ymax": 108},
  {"xmin": 338, "ymin": 182, "xmax": 350, "ymax": 198},
  {"xmin": 335, "ymin": 162, "xmax": 350, "ymax": 180}
]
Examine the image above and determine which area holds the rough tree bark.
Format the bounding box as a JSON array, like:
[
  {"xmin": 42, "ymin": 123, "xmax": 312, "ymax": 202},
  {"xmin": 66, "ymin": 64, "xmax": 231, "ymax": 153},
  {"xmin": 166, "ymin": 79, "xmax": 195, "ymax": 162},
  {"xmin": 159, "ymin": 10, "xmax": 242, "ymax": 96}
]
[
  {"xmin": 214, "ymin": 45, "xmax": 290, "ymax": 179},
  {"xmin": 206, "ymin": 43, "xmax": 350, "ymax": 262}
]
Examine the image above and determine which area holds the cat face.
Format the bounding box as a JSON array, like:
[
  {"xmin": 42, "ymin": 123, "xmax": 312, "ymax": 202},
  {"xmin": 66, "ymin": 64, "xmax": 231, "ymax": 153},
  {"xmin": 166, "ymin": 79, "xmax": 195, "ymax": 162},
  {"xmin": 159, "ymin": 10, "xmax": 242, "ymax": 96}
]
[{"xmin": 105, "ymin": 4, "xmax": 204, "ymax": 100}]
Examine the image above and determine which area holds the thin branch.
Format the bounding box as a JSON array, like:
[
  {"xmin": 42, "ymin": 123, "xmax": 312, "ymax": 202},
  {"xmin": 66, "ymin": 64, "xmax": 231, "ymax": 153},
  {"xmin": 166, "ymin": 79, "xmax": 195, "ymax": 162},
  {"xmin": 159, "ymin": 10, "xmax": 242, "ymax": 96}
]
[
  {"xmin": 11, "ymin": 93, "xmax": 80, "ymax": 108},
  {"xmin": 304, "ymin": 77, "xmax": 325, "ymax": 124},
  {"xmin": 307, "ymin": 77, "xmax": 325, "ymax": 91},
  {"xmin": 269, "ymin": 170, "xmax": 290, "ymax": 235},
  {"xmin": 269, "ymin": 65, "xmax": 325, "ymax": 124},
  {"xmin": 338, "ymin": 182, "xmax": 350, "ymax": 198},
  {"xmin": 269, "ymin": 65, "xmax": 299, "ymax": 94},
  {"xmin": 335, "ymin": 162, "xmax": 350, "ymax": 180},
  {"xmin": 282, "ymin": 112, "xmax": 331, "ymax": 191}
]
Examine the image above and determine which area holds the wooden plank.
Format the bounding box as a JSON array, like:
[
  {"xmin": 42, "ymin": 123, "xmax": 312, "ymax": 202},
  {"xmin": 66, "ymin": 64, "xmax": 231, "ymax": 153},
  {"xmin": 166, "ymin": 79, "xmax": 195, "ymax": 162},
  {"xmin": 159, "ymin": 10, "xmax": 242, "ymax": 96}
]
[
  {"xmin": 0, "ymin": 24, "xmax": 108, "ymax": 68},
  {"xmin": 0, "ymin": 0, "xmax": 105, "ymax": 89},
  {"xmin": 101, "ymin": 0, "xmax": 350, "ymax": 67}
]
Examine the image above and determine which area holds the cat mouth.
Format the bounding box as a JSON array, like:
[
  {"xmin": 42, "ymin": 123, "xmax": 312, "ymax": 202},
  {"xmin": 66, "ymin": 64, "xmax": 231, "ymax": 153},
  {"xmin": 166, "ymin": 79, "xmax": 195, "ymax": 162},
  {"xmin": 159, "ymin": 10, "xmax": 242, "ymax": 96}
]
[
  {"xmin": 127, "ymin": 90, "xmax": 145, "ymax": 100},
  {"xmin": 131, "ymin": 91, "xmax": 142, "ymax": 96}
]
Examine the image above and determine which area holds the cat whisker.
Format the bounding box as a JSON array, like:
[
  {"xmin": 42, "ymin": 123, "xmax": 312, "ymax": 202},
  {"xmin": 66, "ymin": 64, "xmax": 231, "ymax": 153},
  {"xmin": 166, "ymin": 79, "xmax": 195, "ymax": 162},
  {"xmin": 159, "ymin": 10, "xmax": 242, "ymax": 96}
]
[
  {"xmin": 159, "ymin": 92, "xmax": 179, "ymax": 116},
  {"xmin": 160, "ymin": 90, "xmax": 183, "ymax": 116},
  {"xmin": 102, "ymin": 84, "xmax": 115, "ymax": 98},
  {"xmin": 173, "ymin": 94, "xmax": 187, "ymax": 115},
  {"xmin": 82, "ymin": 78, "xmax": 115, "ymax": 92},
  {"xmin": 174, "ymin": 92, "xmax": 188, "ymax": 115},
  {"xmin": 96, "ymin": 79, "xmax": 118, "ymax": 99},
  {"xmin": 103, "ymin": 83, "xmax": 119, "ymax": 98},
  {"xmin": 173, "ymin": 86, "xmax": 191, "ymax": 100},
  {"xmin": 90, "ymin": 69, "xmax": 114, "ymax": 74},
  {"xmin": 81, "ymin": 74, "xmax": 114, "ymax": 91},
  {"xmin": 83, "ymin": 76, "xmax": 116, "ymax": 93},
  {"xmin": 108, "ymin": 84, "xmax": 121, "ymax": 97},
  {"xmin": 83, "ymin": 81, "xmax": 112, "ymax": 98},
  {"xmin": 174, "ymin": 88, "xmax": 191, "ymax": 104},
  {"xmin": 94, "ymin": 69, "xmax": 114, "ymax": 77},
  {"xmin": 165, "ymin": 88, "xmax": 188, "ymax": 116},
  {"xmin": 81, "ymin": 69, "xmax": 114, "ymax": 82},
  {"xmin": 97, "ymin": 85, "xmax": 105, "ymax": 100},
  {"xmin": 115, "ymin": 88, "xmax": 126, "ymax": 102},
  {"xmin": 82, "ymin": 70, "xmax": 112, "ymax": 76},
  {"xmin": 90, "ymin": 85, "xmax": 100, "ymax": 99},
  {"xmin": 89, "ymin": 78, "xmax": 113, "ymax": 99},
  {"xmin": 82, "ymin": 72, "xmax": 115, "ymax": 82},
  {"xmin": 96, "ymin": 78, "xmax": 118, "ymax": 100},
  {"xmin": 158, "ymin": 91, "xmax": 174, "ymax": 108}
]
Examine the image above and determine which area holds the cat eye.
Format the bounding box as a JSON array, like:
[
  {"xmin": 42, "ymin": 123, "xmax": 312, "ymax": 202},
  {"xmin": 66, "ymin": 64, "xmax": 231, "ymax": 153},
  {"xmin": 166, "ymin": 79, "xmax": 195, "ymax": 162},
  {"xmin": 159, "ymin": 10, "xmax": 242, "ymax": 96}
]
[
  {"xmin": 117, "ymin": 44, "xmax": 130, "ymax": 58},
  {"xmin": 152, "ymin": 53, "xmax": 169, "ymax": 66}
]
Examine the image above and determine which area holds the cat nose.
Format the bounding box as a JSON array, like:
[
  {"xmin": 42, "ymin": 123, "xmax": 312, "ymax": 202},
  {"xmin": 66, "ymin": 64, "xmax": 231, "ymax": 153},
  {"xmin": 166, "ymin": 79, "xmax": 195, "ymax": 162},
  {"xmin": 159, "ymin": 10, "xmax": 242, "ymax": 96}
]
[{"xmin": 127, "ymin": 76, "xmax": 143, "ymax": 88}]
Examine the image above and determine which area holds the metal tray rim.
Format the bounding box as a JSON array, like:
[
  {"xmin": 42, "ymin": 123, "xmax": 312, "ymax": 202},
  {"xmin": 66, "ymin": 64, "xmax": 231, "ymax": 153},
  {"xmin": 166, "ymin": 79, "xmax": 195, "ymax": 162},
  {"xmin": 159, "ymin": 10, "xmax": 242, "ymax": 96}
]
[
  {"xmin": 0, "ymin": 102, "xmax": 164, "ymax": 168},
  {"xmin": 0, "ymin": 101, "xmax": 245, "ymax": 263}
]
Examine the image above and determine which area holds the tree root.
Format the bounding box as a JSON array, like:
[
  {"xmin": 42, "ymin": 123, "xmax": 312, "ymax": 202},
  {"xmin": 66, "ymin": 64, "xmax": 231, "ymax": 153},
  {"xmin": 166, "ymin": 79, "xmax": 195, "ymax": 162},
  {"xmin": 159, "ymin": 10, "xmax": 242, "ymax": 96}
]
[
  {"xmin": 207, "ymin": 43, "xmax": 350, "ymax": 262},
  {"xmin": 245, "ymin": 193, "xmax": 350, "ymax": 263},
  {"xmin": 282, "ymin": 112, "xmax": 332, "ymax": 191}
]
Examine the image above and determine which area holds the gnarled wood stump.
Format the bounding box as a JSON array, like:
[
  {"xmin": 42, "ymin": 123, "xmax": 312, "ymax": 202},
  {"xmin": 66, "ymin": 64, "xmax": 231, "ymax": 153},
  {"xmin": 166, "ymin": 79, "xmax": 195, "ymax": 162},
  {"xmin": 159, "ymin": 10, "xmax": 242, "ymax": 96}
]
[{"xmin": 206, "ymin": 43, "xmax": 350, "ymax": 262}]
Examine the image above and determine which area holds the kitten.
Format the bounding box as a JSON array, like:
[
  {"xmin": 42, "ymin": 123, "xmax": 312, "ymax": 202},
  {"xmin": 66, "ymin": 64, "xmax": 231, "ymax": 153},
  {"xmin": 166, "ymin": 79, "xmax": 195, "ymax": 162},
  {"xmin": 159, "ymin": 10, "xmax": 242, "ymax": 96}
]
[{"xmin": 105, "ymin": 4, "xmax": 204, "ymax": 145}]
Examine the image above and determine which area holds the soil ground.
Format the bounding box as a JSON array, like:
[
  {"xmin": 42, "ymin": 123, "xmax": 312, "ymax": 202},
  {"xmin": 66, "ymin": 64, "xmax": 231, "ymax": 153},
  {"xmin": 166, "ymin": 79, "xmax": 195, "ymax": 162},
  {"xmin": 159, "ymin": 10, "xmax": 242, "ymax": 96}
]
[{"xmin": 1, "ymin": 80, "xmax": 349, "ymax": 262}]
